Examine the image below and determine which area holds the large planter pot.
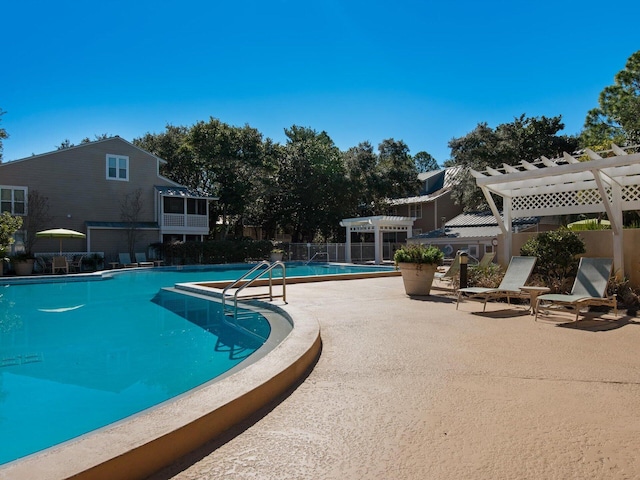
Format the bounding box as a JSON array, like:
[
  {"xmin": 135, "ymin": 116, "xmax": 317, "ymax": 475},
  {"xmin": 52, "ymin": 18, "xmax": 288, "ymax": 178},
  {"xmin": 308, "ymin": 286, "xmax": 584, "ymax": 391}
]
[
  {"xmin": 14, "ymin": 259, "xmax": 35, "ymax": 276},
  {"xmin": 270, "ymin": 252, "xmax": 284, "ymax": 262},
  {"xmin": 398, "ymin": 262, "xmax": 438, "ymax": 296}
]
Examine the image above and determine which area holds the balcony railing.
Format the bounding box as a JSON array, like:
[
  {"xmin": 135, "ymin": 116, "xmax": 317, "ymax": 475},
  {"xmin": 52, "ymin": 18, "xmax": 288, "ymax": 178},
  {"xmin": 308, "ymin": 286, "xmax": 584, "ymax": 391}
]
[{"xmin": 162, "ymin": 213, "xmax": 208, "ymax": 229}]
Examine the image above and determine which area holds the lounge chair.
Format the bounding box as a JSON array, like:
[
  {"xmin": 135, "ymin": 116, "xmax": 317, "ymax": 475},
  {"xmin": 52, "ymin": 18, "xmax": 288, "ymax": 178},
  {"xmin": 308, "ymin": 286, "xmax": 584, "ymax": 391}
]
[
  {"xmin": 478, "ymin": 251, "xmax": 496, "ymax": 267},
  {"xmin": 435, "ymin": 251, "xmax": 461, "ymax": 284},
  {"xmin": 456, "ymin": 256, "xmax": 537, "ymax": 311},
  {"xmin": 68, "ymin": 255, "xmax": 84, "ymax": 273},
  {"xmin": 52, "ymin": 256, "xmax": 69, "ymax": 274},
  {"xmin": 535, "ymin": 257, "xmax": 617, "ymax": 322},
  {"xmin": 135, "ymin": 252, "xmax": 154, "ymax": 267},
  {"xmin": 118, "ymin": 253, "xmax": 138, "ymax": 268}
]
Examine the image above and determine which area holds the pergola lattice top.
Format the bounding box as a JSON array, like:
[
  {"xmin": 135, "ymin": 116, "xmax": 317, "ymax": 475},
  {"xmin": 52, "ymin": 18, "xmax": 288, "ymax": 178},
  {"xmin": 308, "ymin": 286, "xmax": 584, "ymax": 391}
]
[{"xmin": 470, "ymin": 143, "xmax": 640, "ymax": 276}]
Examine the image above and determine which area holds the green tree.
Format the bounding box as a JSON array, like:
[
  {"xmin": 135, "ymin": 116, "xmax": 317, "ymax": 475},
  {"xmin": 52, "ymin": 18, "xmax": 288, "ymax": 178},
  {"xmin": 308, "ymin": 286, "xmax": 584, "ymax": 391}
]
[
  {"xmin": 582, "ymin": 50, "xmax": 640, "ymax": 147},
  {"xmin": 134, "ymin": 125, "xmax": 197, "ymax": 188},
  {"xmin": 188, "ymin": 118, "xmax": 269, "ymax": 238},
  {"xmin": 274, "ymin": 126, "xmax": 348, "ymax": 242},
  {"xmin": 343, "ymin": 141, "xmax": 384, "ymax": 216},
  {"xmin": 0, "ymin": 212, "xmax": 23, "ymax": 256},
  {"xmin": 377, "ymin": 138, "xmax": 420, "ymax": 200},
  {"xmin": 413, "ymin": 150, "xmax": 439, "ymax": 173},
  {"xmin": 445, "ymin": 115, "xmax": 579, "ymax": 211},
  {"xmin": 0, "ymin": 108, "xmax": 7, "ymax": 163}
]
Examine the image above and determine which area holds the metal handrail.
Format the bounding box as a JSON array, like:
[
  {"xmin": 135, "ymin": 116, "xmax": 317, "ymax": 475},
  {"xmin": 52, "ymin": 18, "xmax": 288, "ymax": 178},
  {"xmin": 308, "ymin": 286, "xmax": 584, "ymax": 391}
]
[
  {"xmin": 222, "ymin": 261, "xmax": 287, "ymax": 319},
  {"xmin": 305, "ymin": 251, "xmax": 329, "ymax": 264}
]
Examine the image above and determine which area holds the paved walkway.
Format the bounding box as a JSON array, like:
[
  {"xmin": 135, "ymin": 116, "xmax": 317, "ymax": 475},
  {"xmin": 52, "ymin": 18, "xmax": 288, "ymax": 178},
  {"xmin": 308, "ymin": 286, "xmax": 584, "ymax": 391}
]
[{"xmin": 151, "ymin": 276, "xmax": 640, "ymax": 480}]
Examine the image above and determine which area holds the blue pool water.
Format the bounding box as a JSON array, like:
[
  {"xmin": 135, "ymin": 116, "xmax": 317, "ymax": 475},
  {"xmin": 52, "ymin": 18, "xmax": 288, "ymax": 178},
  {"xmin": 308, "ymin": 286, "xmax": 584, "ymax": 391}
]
[{"xmin": 0, "ymin": 263, "xmax": 391, "ymax": 465}]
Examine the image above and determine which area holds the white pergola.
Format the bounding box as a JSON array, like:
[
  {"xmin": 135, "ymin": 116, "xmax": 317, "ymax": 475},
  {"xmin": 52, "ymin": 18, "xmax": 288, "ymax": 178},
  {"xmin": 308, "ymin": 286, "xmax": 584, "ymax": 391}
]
[
  {"xmin": 471, "ymin": 144, "xmax": 640, "ymax": 278},
  {"xmin": 340, "ymin": 216, "xmax": 414, "ymax": 264}
]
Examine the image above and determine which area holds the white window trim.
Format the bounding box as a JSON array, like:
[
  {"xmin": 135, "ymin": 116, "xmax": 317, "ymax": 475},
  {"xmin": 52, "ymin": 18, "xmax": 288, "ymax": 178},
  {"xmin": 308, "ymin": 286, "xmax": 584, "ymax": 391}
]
[
  {"xmin": 0, "ymin": 185, "xmax": 28, "ymax": 215},
  {"xmin": 409, "ymin": 203, "xmax": 422, "ymax": 219},
  {"xmin": 106, "ymin": 154, "xmax": 129, "ymax": 181}
]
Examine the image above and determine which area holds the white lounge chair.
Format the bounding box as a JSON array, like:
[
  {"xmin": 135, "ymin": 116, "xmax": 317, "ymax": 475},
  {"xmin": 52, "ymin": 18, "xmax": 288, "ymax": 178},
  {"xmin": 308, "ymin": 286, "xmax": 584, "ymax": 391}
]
[
  {"xmin": 535, "ymin": 257, "xmax": 617, "ymax": 322},
  {"xmin": 456, "ymin": 256, "xmax": 537, "ymax": 311},
  {"xmin": 135, "ymin": 252, "xmax": 154, "ymax": 267},
  {"xmin": 478, "ymin": 251, "xmax": 496, "ymax": 267},
  {"xmin": 435, "ymin": 251, "xmax": 461, "ymax": 285}
]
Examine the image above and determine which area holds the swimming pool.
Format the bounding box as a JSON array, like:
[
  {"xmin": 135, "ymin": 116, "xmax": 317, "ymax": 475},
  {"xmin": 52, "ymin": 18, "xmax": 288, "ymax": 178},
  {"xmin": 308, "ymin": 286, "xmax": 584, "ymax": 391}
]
[{"xmin": 0, "ymin": 262, "xmax": 394, "ymax": 465}]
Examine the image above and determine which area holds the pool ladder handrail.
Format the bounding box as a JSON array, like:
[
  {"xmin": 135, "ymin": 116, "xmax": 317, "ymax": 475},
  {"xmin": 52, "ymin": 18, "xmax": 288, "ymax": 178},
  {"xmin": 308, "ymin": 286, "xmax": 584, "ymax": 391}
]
[
  {"xmin": 306, "ymin": 251, "xmax": 329, "ymax": 265},
  {"xmin": 222, "ymin": 260, "xmax": 287, "ymax": 319}
]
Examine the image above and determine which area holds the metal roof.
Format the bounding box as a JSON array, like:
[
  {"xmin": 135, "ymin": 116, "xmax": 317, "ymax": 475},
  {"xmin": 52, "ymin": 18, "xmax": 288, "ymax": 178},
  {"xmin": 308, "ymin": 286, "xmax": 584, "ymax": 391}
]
[
  {"xmin": 390, "ymin": 166, "xmax": 463, "ymax": 206},
  {"xmin": 86, "ymin": 221, "xmax": 159, "ymax": 229},
  {"xmin": 155, "ymin": 186, "xmax": 217, "ymax": 199},
  {"xmin": 412, "ymin": 211, "xmax": 539, "ymax": 240}
]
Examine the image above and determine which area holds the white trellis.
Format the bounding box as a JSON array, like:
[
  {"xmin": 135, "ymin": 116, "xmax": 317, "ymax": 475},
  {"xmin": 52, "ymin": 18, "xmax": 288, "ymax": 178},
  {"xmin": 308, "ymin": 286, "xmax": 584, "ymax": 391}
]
[
  {"xmin": 340, "ymin": 216, "xmax": 414, "ymax": 264},
  {"xmin": 471, "ymin": 144, "xmax": 640, "ymax": 278}
]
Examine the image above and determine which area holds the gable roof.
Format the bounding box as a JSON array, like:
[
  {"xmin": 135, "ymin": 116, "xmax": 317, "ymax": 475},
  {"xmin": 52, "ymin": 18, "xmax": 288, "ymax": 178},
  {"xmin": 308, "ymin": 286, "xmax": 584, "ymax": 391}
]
[
  {"xmin": 390, "ymin": 166, "xmax": 463, "ymax": 206},
  {"xmin": 3, "ymin": 135, "xmax": 168, "ymax": 166}
]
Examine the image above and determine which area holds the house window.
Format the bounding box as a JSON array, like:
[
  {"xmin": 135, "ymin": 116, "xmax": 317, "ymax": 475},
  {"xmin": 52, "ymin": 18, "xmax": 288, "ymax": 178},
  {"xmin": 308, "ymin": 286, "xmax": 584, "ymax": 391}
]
[
  {"xmin": 409, "ymin": 204, "xmax": 422, "ymax": 219},
  {"xmin": 163, "ymin": 197, "xmax": 184, "ymax": 214},
  {"xmin": 187, "ymin": 198, "xmax": 207, "ymax": 215},
  {"xmin": 0, "ymin": 186, "xmax": 27, "ymax": 215},
  {"xmin": 106, "ymin": 155, "xmax": 129, "ymax": 181}
]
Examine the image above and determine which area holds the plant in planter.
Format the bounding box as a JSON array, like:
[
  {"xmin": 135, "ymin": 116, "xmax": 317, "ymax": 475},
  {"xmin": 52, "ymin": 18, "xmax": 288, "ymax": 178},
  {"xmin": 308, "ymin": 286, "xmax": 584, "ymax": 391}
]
[
  {"xmin": 394, "ymin": 244, "xmax": 444, "ymax": 296},
  {"xmin": 270, "ymin": 248, "xmax": 285, "ymax": 262},
  {"xmin": 10, "ymin": 252, "xmax": 36, "ymax": 276}
]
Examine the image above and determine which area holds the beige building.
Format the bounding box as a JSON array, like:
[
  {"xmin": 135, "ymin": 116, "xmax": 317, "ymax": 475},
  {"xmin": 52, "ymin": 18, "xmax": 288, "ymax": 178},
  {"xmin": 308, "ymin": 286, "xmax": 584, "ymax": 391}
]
[
  {"xmin": 389, "ymin": 167, "xmax": 464, "ymax": 239},
  {"xmin": 0, "ymin": 137, "xmax": 214, "ymax": 263}
]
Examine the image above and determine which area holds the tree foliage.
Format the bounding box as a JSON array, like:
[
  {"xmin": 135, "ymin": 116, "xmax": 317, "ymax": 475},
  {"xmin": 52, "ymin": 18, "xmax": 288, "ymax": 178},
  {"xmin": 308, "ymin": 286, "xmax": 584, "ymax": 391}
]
[
  {"xmin": 582, "ymin": 50, "xmax": 640, "ymax": 147},
  {"xmin": 0, "ymin": 212, "xmax": 23, "ymax": 254},
  {"xmin": 445, "ymin": 114, "xmax": 579, "ymax": 211},
  {"xmin": 520, "ymin": 229, "xmax": 586, "ymax": 292},
  {"xmin": 0, "ymin": 108, "xmax": 7, "ymax": 163},
  {"xmin": 413, "ymin": 150, "xmax": 439, "ymax": 173},
  {"xmin": 134, "ymin": 119, "xmax": 420, "ymax": 242},
  {"xmin": 274, "ymin": 126, "xmax": 348, "ymax": 242}
]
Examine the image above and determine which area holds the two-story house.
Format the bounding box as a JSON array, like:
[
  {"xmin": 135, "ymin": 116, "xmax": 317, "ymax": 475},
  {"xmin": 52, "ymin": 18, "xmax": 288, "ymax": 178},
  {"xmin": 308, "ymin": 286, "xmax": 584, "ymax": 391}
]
[
  {"xmin": 0, "ymin": 136, "xmax": 215, "ymax": 261},
  {"xmin": 389, "ymin": 166, "xmax": 464, "ymax": 238}
]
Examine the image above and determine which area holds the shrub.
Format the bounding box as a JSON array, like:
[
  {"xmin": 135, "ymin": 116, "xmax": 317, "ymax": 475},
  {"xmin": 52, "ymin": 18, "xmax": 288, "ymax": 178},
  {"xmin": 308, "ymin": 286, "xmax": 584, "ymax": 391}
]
[
  {"xmin": 466, "ymin": 263, "xmax": 504, "ymax": 289},
  {"xmin": 520, "ymin": 229, "xmax": 585, "ymax": 293},
  {"xmin": 394, "ymin": 244, "xmax": 444, "ymax": 267}
]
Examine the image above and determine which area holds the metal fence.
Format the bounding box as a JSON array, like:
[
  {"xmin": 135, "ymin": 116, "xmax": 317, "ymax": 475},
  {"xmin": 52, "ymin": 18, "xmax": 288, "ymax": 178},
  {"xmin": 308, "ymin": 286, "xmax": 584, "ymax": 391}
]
[{"xmin": 285, "ymin": 243, "xmax": 399, "ymax": 264}]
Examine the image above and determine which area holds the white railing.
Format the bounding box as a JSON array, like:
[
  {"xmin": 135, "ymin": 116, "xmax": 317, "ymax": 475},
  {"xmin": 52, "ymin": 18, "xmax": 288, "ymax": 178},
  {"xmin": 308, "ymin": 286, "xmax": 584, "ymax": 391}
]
[{"xmin": 162, "ymin": 214, "xmax": 208, "ymax": 228}]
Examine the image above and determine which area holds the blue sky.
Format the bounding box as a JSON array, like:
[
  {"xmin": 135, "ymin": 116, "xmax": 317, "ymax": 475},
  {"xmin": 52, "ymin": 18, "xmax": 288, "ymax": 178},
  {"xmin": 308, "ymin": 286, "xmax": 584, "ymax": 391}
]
[{"xmin": 2, "ymin": 0, "xmax": 639, "ymax": 165}]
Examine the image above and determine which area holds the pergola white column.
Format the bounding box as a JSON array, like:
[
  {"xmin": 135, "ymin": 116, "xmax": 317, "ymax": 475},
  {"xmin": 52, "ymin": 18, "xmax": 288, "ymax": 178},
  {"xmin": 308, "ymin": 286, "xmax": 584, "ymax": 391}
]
[
  {"xmin": 471, "ymin": 144, "xmax": 640, "ymax": 278},
  {"xmin": 340, "ymin": 216, "xmax": 414, "ymax": 264}
]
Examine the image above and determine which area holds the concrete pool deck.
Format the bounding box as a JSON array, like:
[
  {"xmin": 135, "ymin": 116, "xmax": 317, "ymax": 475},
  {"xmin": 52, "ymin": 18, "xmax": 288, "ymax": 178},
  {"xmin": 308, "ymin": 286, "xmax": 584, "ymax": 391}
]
[{"xmin": 152, "ymin": 275, "xmax": 640, "ymax": 480}]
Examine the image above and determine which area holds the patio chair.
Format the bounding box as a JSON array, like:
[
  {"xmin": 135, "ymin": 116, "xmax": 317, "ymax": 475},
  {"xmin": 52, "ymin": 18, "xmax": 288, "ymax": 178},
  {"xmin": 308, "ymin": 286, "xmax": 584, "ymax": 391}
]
[
  {"xmin": 435, "ymin": 251, "xmax": 461, "ymax": 285},
  {"xmin": 52, "ymin": 256, "xmax": 69, "ymax": 274},
  {"xmin": 478, "ymin": 251, "xmax": 496, "ymax": 267},
  {"xmin": 118, "ymin": 253, "xmax": 138, "ymax": 268},
  {"xmin": 535, "ymin": 257, "xmax": 617, "ymax": 322},
  {"xmin": 36, "ymin": 256, "xmax": 52, "ymax": 274},
  {"xmin": 68, "ymin": 255, "xmax": 84, "ymax": 273},
  {"xmin": 135, "ymin": 252, "xmax": 154, "ymax": 267},
  {"xmin": 456, "ymin": 256, "xmax": 537, "ymax": 311}
]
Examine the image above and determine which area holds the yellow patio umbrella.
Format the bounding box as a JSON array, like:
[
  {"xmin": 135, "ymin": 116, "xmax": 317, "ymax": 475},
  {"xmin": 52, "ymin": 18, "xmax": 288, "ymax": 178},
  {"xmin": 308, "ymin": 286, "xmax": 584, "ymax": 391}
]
[{"xmin": 35, "ymin": 228, "xmax": 86, "ymax": 255}]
